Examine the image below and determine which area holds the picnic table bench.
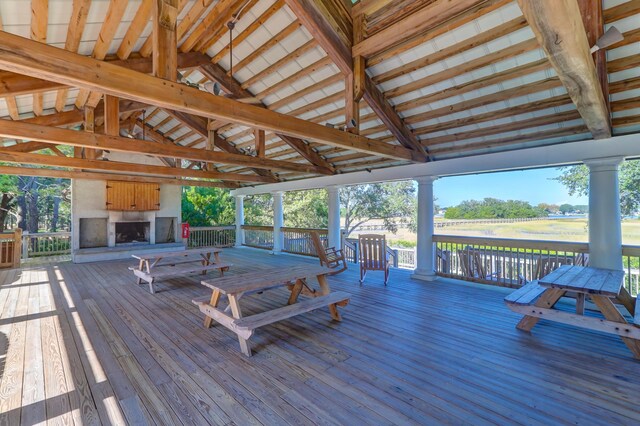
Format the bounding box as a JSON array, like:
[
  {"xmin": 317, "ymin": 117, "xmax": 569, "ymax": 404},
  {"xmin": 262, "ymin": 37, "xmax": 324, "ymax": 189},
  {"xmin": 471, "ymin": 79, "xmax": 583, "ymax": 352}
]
[
  {"xmin": 192, "ymin": 265, "xmax": 350, "ymax": 356},
  {"xmin": 130, "ymin": 247, "xmax": 232, "ymax": 294},
  {"xmin": 505, "ymin": 265, "xmax": 640, "ymax": 359}
]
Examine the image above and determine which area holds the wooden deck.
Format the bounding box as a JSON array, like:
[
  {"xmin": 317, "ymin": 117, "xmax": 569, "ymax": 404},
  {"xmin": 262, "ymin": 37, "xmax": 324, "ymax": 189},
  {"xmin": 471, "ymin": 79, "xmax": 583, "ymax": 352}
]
[{"xmin": 1, "ymin": 248, "xmax": 640, "ymax": 425}]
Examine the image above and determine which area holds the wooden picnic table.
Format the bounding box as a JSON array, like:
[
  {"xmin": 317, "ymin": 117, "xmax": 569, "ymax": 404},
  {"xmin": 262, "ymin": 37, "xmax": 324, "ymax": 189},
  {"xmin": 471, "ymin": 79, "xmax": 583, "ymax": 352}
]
[
  {"xmin": 505, "ymin": 265, "xmax": 640, "ymax": 359},
  {"xmin": 130, "ymin": 247, "xmax": 232, "ymax": 294},
  {"xmin": 192, "ymin": 265, "xmax": 350, "ymax": 356}
]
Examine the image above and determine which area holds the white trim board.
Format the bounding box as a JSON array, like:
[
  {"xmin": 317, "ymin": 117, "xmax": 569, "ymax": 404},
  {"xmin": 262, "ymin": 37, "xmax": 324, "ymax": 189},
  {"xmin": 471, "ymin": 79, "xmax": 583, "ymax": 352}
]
[{"xmin": 232, "ymin": 134, "xmax": 640, "ymax": 196}]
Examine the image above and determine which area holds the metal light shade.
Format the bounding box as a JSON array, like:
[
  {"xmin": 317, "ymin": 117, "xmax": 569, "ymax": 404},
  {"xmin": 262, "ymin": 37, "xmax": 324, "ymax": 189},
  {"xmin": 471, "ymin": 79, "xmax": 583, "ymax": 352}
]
[{"xmin": 590, "ymin": 26, "xmax": 623, "ymax": 53}]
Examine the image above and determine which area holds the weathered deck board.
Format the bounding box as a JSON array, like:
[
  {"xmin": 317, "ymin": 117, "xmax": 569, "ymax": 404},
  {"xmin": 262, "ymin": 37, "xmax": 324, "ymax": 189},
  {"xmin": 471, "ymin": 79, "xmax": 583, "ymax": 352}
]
[{"xmin": 0, "ymin": 248, "xmax": 640, "ymax": 425}]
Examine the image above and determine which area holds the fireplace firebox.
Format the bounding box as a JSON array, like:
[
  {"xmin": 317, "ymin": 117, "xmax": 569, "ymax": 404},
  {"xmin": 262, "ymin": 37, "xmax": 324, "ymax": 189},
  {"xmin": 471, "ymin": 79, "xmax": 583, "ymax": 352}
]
[{"xmin": 115, "ymin": 221, "xmax": 150, "ymax": 245}]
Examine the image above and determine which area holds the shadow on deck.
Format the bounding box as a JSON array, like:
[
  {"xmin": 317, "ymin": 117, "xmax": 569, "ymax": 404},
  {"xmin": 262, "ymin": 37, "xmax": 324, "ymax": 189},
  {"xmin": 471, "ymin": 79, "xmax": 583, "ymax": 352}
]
[{"xmin": 0, "ymin": 247, "xmax": 639, "ymax": 425}]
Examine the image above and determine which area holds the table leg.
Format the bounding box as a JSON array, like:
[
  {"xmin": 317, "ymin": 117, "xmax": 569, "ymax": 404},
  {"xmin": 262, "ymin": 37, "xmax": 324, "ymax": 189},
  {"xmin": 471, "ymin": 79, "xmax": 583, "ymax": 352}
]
[
  {"xmin": 616, "ymin": 287, "xmax": 636, "ymax": 317},
  {"xmin": 201, "ymin": 253, "xmax": 212, "ymax": 275},
  {"xmin": 204, "ymin": 289, "xmax": 221, "ymax": 328},
  {"xmin": 288, "ymin": 279, "xmax": 304, "ymax": 305},
  {"xmin": 317, "ymin": 274, "xmax": 341, "ymax": 321},
  {"xmin": 517, "ymin": 288, "xmax": 565, "ymax": 332},
  {"xmin": 575, "ymin": 293, "xmax": 585, "ymax": 315},
  {"xmin": 136, "ymin": 259, "xmax": 144, "ymax": 285},
  {"xmin": 591, "ymin": 295, "xmax": 640, "ymax": 359},
  {"xmin": 228, "ymin": 294, "xmax": 252, "ymax": 356}
]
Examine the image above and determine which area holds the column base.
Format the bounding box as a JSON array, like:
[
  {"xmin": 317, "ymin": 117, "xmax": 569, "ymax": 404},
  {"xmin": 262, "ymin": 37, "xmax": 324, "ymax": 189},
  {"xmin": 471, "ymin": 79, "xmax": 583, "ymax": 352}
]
[{"xmin": 411, "ymin": 269, "xmax": 437, "ymax": 282}]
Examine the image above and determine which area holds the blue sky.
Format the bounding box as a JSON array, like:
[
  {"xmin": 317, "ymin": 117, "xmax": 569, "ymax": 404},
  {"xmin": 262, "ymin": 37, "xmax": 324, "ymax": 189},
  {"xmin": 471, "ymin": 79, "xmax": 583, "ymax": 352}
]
[{"xmin": 433, "ymin": 167, "xmax": 589, "ymax": 207}]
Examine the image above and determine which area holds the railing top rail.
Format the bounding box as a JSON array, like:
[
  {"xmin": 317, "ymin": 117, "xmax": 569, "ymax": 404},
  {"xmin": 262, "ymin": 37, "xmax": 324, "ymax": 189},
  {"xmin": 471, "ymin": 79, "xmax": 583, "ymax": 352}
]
[
  {"xmin": 241, "ymin": 225, "xmax": 274, "ymax": 230},
  {"xmin": 23, "ymin": 231, "xmax": 72, "ymax": 237},
  {"xmin": 433, "ymin": 234, "xmax": 589, "ymax": 251},
  {"xmin": 622, "ymin": 245, "xmax": 640, "ymax": 256},
  {"xmin": 281, "ymin": 227, "xmax": 328, "ymax": 233},
  {"xmin": 190, "ymin": 226, "xmax": 235, "ymax": 231}
]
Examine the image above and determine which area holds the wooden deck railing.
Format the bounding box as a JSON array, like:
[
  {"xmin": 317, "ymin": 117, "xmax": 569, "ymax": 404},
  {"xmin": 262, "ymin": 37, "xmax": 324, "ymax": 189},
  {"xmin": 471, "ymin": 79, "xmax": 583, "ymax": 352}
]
[
  {"xmin": 242, "ymin": 225, "xmax": 274, "ymax": 250},
  {"xmin": 0, "ymin": 229, "xmax": 22, "ymax": 268},
  {"xmin": 188, "ymin": 226, "xmax": 235, "ymax": 248},
  {"xmin": 433, "ymin": 235, "xmax": 589, "ymax": 289},
  {"xmin": 281, "ymin": 227, "xmax": 327, "ymax": 256},
  {"xmin": 623, "ymin": 245, "xmax": 640, "ymax": 296},
  {"xmin": 22, "ymin": 231, "xmax": 71, "ymax": 259}
]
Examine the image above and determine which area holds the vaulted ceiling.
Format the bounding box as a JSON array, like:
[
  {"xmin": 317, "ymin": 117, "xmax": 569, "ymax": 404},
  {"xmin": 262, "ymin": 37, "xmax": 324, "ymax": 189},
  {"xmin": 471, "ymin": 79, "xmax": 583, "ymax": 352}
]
[{"xmin": 0, "ymin": 0, "xmax": 637, "ymax": 187}]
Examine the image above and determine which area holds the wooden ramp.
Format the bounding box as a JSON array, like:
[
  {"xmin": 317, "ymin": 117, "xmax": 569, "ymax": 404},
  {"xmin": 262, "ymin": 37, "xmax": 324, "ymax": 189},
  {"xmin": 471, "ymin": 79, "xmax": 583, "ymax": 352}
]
[{"xmin": 1, "ymin": 248, "xmax": 640, "ymax": 424}]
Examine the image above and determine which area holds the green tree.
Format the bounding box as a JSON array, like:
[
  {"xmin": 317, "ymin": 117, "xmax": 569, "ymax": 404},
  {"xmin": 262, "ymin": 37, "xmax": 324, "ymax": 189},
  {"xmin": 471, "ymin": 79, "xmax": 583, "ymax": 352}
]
[
  {"xmin": 0, "ymin": 174, "xmax": 17, "ymax": 231},
  {"xmin": 284, "ymin": 189, "xmax": 328, "ymax": 228},
  {"xmin": 559, "ymin": 203, "xmax": 574, "ymax": 215},
  {"xmin": 341, "ymin": 181, "xmax": 416, "ymax": 237},
  {"xmin": 181, "ymin": 187, "xmax": 234, "ymax": 226},
  {"xmin": 555, "ymin": 161, "xmax": 640, "ymax": 216},
  {"xmin": 444, "ymin": 198, "xmax": 545, "ymax": 219},
  {"xmin": 244, "ymin": 194, "xmax": 273, "ymax": 226},
  {"xmin": 538, "ymin": 203, "xmax": 559, "ymax": 214}
]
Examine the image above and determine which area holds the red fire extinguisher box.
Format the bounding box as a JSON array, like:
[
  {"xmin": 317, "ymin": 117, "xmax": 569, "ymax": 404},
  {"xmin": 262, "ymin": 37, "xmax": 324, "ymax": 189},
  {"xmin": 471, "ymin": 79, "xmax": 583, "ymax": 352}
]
[{"xmin": 181, "ymin": 223, "xmax": 190, "ymax": 239}]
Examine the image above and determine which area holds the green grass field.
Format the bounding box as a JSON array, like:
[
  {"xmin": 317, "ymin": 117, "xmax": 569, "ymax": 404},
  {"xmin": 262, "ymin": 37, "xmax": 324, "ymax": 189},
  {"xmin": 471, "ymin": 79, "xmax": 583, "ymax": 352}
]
[{"xmin": 387, "ymin": 218, "xmax": 640, "ymax": 246}]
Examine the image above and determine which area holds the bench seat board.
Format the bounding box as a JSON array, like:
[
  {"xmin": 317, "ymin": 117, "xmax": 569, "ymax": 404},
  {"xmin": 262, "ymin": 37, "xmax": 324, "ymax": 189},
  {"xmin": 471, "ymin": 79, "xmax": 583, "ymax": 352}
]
[
  {"xmin": 132, "ymin": 247, "xmax": 222, "ymax": 261},
  {"xmin": 133, "ymin": 262, "xmax": 232, "ymax": 280},
  {"xmin": 504, "ymin": 281, "xmax": 546, "ymax": 306},
  {"xmin": 507, "ymin": 304, "xmax": 640, "ymax": 339},
  {"xmin": 234, "ymin": 291, "xmax": 351, "ymax": 331}
]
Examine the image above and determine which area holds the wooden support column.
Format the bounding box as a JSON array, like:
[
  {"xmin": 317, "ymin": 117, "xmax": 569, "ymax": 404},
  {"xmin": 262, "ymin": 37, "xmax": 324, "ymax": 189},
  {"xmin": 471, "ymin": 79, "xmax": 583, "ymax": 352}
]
[
  {"xmin": 347, "ymin": 13, "xmax": 366, "ymax": 134},
  {"xmin": 83, "ymin": 106, "xmax": 96, "ymax": 159},
  {"xmin": 152, "ymin": 0, "xmax": 179, "ymax": 81},
  {"xmin": 104, "ymin": 94, "xmax": 120, "ymax": 136},
  {"xmin": 254, "ymin": 129, "xmax": 265, "ymax": 158}
]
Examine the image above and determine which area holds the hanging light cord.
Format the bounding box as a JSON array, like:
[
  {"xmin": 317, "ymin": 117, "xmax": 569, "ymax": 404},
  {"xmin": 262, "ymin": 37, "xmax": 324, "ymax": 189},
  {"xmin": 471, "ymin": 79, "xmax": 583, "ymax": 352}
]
[{"xmin": 226, "ymin": 0, "xmax": 252, "ymax": 76}]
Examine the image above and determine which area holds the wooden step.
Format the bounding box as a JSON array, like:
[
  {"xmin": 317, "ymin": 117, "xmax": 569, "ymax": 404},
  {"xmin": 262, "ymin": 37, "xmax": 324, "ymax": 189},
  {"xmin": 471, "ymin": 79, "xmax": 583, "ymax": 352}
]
[
  {"xmin": 234, "ymin": 291, "xmax": 350, "ymax": 331},
  {"xmin": 504, "ymin": 281, "xmax": 546, "ymax": 306}
]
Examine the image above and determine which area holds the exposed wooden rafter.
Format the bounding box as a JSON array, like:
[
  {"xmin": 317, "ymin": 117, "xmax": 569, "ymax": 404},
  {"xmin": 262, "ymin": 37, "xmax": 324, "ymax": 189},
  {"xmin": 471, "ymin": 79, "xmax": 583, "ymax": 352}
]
[
  {"xmin": 284, "ymin": 0, "xmax": 427, "ymax": 159},
  {"xmin": 0, "ymin": 32, "xmax": 422, "ymax": 162},
  {"xmin": 0, "ymin": 52, "xmax": 210, "ymax": 98},
  {"xmin": 0, "ymin": 165, "xmax": 237, "ymax": 188},
  {"xmin": 0, "ymin": 119, "xmax": 330, "ymax": 175},
  {"xmin": 199, "ymin": 62, "xmax": 336, "ymax": 173},
  {"xmin": 162, "ymin": 108, "xmax": 282, "ymax": 179},
  {"xmin": 517, "ymin": 0, "xmax": 611, "ymax": 139}
]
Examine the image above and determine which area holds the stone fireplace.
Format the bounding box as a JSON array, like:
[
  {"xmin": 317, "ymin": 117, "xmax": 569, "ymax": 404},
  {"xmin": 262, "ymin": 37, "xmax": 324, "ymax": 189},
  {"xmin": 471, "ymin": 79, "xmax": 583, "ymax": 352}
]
[
  {"xmin": 71, "ymin": 178, "xmax": 183, "ymax": 263},
  {"xmin": 108, "ymin": 211, "xmax": 156, "ymax": 247}
]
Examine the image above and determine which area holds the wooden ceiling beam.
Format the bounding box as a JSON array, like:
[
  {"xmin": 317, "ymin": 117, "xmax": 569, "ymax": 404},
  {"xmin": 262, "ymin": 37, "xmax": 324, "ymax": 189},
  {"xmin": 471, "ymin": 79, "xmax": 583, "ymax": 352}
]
[
  {"xmin": 0, "ymin": 150, "xmax": 257, "ymax": 183},
  {"xmin": 199, "ymin": 62, "xmax": 337, "ymax": 173},
  {"xmin": 162, "ymin": 109, "xmax": 281, "ymax": 179},
  {"xmin": 352, "ymin": 0, "xmax": 491, "ymax": 59},
  {"xmin": 404, "ymin": 78, "xmax": 564, "ymax": 125},
  {"xmin": 0, "ymin": 119, "xmax": 326, "ymax": 176},
  {"xmin": 430, "ymin": 125, "xmax": 589, "ymax": 156},
  {"xmin": 420, "ymin": 110, "xmax": 583, "ymax": 144},
  {"xmin": 0, "ymin": 165, "xmax": 238, "ymax": 188},
  {"xmin": 0, "ymin": 52, "xmax": 209, "ymax": 98},
  {"xmin": 517, "ymin": 0, "xmax": 611, "ymax": 139},
  {"xmin": 153, "ymin": 0, "xmax": 179, "ymax": 81},
  {"xmin": 0, "ymin": 32, "xmax": 419, "ymax": 162},
  {"xmin": 373, "ymin": 16, "xmax": 528, "ymax": 85},
  {"xmin": 285, "ymin": 0, "xmax": 426, "ymax": 158}
]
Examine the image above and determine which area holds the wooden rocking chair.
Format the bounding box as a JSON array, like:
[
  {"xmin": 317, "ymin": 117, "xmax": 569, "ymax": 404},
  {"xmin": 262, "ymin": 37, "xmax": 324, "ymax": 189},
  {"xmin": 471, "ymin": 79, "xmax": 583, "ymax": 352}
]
[
  {"xmin": 358, "ymin": 234, "xmax": 392, "ymax": 285},
  {"xmin": 309, "ymin": 231, "xmax": 347, "ymax": 275}
]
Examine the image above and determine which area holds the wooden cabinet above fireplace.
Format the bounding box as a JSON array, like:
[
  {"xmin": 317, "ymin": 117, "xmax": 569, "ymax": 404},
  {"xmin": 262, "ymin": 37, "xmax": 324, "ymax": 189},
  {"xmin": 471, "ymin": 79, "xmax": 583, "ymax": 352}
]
[{"xmin": 106, "ymin": 181, "xmax": 160, "ymax": 211}]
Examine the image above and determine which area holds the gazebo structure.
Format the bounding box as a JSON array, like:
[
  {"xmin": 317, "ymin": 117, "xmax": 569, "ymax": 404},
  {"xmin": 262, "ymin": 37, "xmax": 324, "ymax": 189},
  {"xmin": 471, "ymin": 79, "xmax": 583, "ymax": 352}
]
[{"xmin": 0, "ymin": 0, "xmax": 639, "ymax": 424}]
